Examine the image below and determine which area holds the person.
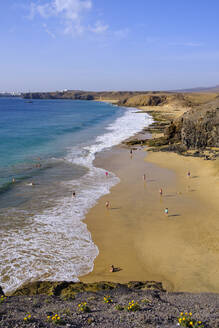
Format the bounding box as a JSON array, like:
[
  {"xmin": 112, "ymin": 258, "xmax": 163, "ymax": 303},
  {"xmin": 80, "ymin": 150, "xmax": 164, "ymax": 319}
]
[
  {"xmin": 105, "ymin": 201, "xmax": 110, "ymax": 209},
  {"xmin": 159, "ymin": 188, "xmax": 163, "ymax": 196},
  {"xmin": 72, "ymin": 191, "xmax": 76, "ymax": 198},
  {"xmin": 164, "ymin": 208, "xmax": 169, "ymax": 216},
  {"xmin": 26, "ymin": 181, "xmax": 34, "ymax": 186},
  {"xmin": 105, "ymin": 171, "xmax": 109, "ymax": 177},
  {"xmin": 130, "ymin": 149, "xmax": 133, "ymax": 155},
  {"xmin": 143, "ymin": 174, "xmax": 146, "ymax": 181},
  {"xmin": 109, "ymin": 265, "xmax": 115, "ymax": 272}
]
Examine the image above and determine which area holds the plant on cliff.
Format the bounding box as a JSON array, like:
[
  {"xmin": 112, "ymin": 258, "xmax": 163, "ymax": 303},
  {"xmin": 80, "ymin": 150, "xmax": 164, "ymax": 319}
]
[
  {"xmin": 0, "ymin": 295, "xmax": 6, "ymax": 303},
  {"xmin": 126, "ymin": 300, "xmax": 140, "ymax": 312},
  {"xmin": 23, "ymin": 313, "xmax": 32, "ymax": 323},
  {"xmin": 103, "ymin": 295, "xmax": 113, "ymax": 304},
  {"xmin": 78, "ymin": 302, "xmax": 91, "ymax": 313},
  {"xmin": 114, "ymin": 304, "xmax": 124, "ymax": 311},
  {"xmin": 47, "ymin": 313, "xmax": 65, "ymax": 325},
  {"xmin": 178, "ymin": 312, "xmax": 204, "ymax": 327}
]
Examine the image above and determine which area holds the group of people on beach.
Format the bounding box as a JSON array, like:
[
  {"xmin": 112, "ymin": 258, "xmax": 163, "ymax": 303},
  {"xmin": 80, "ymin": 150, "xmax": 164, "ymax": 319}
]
[{"xmin": 105, "ymin": 149, "xmax": 192, "ymax": 218}]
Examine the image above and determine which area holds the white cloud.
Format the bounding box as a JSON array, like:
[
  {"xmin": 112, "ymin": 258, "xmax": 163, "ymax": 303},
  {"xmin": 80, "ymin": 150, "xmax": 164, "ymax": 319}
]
[
  {"xmin": 30, "ymin": 0, "xmax": 92, "ymax": 35},
  {"xmin": 89, "ymin": 21, "xmax": 109, "ymax": 34},
  {"xmin": 168, "ymin": 41, "xmax": 204, "ymax": 47},
  {"xmin": 54, "ymin": 0, "xmax": 92, "ymax": 20},
  {"xmin": 29, "ymin": 0, "xmax": 109, "ymax": 36}
]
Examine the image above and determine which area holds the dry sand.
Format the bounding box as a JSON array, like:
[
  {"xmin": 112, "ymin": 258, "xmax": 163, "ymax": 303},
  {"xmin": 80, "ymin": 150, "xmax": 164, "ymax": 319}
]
[{"xmin": 81, "ymin": 147, "xmax": 219, "ymax": 293}]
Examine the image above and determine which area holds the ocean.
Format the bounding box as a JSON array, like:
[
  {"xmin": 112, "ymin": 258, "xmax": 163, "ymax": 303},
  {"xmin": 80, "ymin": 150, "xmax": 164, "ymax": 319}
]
[{"xmin": 0, "ymin": 97, "xmax": 153, "ymax": 293}]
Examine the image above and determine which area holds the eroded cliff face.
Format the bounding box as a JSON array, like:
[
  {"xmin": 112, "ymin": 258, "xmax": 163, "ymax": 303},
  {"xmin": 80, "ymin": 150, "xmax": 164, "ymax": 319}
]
[{"xmin": 164, "ymin": 100, "xmax": 219, "ymax": 149}]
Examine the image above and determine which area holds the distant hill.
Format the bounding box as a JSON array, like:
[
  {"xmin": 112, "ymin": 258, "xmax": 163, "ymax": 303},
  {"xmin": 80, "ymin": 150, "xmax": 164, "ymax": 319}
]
[{"xmin": 174, "ymin": 85, "xmax": 219, "ymax": 93}]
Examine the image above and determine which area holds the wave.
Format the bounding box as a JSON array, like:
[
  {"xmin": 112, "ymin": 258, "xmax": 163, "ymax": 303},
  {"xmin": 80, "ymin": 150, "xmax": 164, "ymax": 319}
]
[{"xmin": 0, "ymin": 107, "xmax": 153, "ymax": 293}]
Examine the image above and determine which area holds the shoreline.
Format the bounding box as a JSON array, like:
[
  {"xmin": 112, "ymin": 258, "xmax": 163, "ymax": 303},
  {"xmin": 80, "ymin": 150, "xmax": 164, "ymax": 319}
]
[{"xmin": 80, "ymin": 141, "xmax": 219, "ymax": 293}]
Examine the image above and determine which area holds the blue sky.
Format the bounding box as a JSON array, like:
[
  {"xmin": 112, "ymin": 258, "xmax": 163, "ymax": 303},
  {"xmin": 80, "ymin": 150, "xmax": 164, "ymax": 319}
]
[{"xmin": 1, "ymin": 0, "xmax": 219, "ymax": 92}]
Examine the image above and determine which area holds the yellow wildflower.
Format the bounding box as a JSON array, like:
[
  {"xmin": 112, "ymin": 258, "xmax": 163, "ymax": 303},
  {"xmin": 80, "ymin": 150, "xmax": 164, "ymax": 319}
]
[
  {"xmin": 189, "ymin": 312, "xmax": 192, "ymax": 316},
  {"xmin": 189, "ymin": 321, "xmax": 193, "ymax": 325}
]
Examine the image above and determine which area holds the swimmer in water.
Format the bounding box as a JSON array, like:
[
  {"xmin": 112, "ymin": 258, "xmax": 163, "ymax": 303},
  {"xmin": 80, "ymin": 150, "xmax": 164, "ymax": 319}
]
[{"xmin": 26, "ymin": 182, "xmax": 34, "ymax": 186}]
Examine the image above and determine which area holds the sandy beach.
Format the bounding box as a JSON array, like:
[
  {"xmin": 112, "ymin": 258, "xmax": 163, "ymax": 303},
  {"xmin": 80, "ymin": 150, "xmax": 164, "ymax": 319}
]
[{"xmin": 81, "ymin": 145, "xmax": 219, "ymax": 293}]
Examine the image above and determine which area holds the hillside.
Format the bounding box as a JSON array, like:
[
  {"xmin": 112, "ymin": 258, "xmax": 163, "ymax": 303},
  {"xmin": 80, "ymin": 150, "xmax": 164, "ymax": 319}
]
[{"xmin": 0, "ymin": 281, "xmax": 218, "ymax": 328}]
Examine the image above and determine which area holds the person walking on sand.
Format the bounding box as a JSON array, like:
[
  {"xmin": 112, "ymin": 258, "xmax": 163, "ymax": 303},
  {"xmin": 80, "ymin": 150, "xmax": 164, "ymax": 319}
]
[
  {"xmin": 105, "ymin": 201, "xmax": 110, "ymax": 209},
  {"xmin": 164, "ymin": 208, "xmax": 169, "ymax": 216},
  {"xmin": 159, "ymin": 188, "xmax": 163, "ymax": 196}
]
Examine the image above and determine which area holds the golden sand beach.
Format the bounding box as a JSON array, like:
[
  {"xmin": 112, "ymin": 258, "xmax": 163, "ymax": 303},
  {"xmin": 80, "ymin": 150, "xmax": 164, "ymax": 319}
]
[{"xmin": 81, "ymin": 146, "xmax": 219, "ymax": 293}]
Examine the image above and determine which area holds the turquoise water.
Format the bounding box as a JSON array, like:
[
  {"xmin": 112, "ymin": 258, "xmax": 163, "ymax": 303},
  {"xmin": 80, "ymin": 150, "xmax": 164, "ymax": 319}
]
[
  {"xmin": 0, "ymin": 97, "xmax": 153, "ymax": 293},
  {"xmin": 0, "ymin": 97, "xmax": 124, "ymax": 187}
]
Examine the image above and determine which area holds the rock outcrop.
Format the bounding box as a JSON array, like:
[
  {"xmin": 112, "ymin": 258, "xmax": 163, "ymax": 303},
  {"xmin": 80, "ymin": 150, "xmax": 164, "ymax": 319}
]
[
  {"xmin": 11, "ymin": 280, "xmax": 165, "ymax": 297},
  {"xmin": 164, "ymin": 99, "xmax": 219, "ymax": 149},
  {"xmin": 0, "ymin": 285, "xmax": 4, "ymax": 296}
]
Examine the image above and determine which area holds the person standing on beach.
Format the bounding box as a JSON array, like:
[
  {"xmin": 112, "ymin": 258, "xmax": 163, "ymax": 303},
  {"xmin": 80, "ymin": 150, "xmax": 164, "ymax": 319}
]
[
  {"xmin": 159, "ymin": 188, "xmax": 163, "ymax": 196},
  {"xmin": 105, "ymin": 201, "xmax": 110, "ymax": 209},
  {"xmin": 164, "ymin": 208, "xmax": 169, "ymax": 216}
]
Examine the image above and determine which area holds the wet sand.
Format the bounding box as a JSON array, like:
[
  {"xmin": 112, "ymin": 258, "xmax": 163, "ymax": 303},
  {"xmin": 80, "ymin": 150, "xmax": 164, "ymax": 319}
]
[{"xmin": 81, "ymin": 147, "xmax": 219, "ymax": 293}]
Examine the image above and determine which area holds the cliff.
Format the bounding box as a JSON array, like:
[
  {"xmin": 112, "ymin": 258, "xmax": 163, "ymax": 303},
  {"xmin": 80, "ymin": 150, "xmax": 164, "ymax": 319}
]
[
  {"xmin": 22, "ymin": 90, "xmax": 155, "ymax": 102},
  {"xmin": 164, "ymin": 98, "xmax": 219, "ymax": 149}
]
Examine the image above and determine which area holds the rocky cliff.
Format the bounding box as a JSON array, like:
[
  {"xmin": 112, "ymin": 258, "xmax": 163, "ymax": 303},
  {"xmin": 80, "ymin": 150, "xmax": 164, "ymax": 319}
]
[{"xmin": 164, "ymin": 98, "xmax": 219, "ymax": 149}]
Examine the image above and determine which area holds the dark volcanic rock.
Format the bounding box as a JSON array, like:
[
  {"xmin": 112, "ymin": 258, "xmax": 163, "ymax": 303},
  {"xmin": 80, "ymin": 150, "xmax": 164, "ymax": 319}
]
[
  {"xmin": 164, "ymin": 100, "xmax": 219, "ymax": 149},
  {"xmin": 11, "ymin": 281, "xmax": 165, "ymax": 297},
  {"xmin": 0, "ymin": 286, "xmax": 4, "ymax": 296}
]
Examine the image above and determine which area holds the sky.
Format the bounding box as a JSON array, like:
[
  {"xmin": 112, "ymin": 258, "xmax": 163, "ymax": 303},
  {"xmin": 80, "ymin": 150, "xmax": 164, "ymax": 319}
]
[{"xmin": 1, "ymin": 0, "xmax": 219, "ymax": 92}]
